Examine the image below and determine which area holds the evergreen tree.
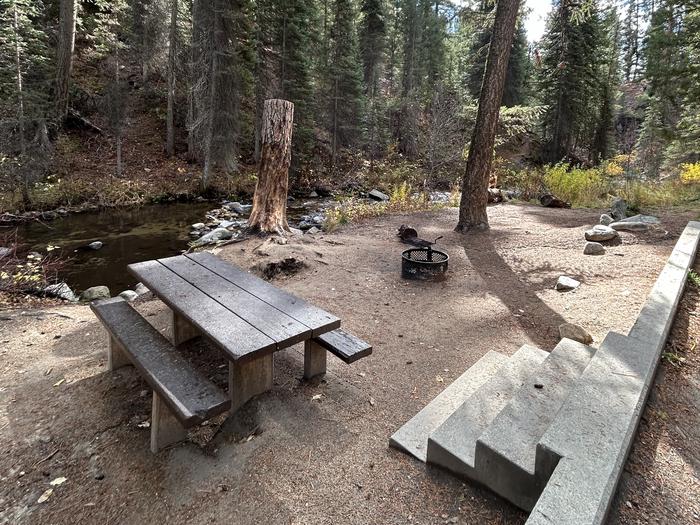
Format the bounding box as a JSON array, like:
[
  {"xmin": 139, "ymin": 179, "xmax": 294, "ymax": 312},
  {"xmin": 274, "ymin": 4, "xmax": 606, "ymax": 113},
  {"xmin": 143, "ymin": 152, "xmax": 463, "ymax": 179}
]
[
  {"xmin": 359, "ymin": 0, "xmax": 387, "ymax": 160},
  {"xmin": 537, "ymin": 0, "xmax": 603, "ymax": 163},
  {"xmin": 327, "ymin": 0, "xmax": 365, "ymax": 163}
]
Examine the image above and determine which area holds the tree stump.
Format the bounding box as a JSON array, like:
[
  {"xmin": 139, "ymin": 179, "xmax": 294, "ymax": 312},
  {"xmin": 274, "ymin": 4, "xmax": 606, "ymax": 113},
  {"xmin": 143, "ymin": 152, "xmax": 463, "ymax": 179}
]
[{"xmin": 248, "ymin": 99, "xmax": 294, "ymax": 235}]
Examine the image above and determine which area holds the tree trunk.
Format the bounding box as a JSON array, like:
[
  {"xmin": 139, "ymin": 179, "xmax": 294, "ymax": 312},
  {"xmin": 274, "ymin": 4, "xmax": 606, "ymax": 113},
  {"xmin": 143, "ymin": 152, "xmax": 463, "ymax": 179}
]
[
  {"xmin": 166, "ymin": 0, "xmax": 178, "ymax": 157},
  {"xmin": 248, "ymin": 99, "xmax": 294, "ymax": 235},
  {"xmin": 56, "ymin": 0, "xmax": 77, "ymax": 121},
  {"xmin": 12, "ymin": 3, "xmax": 25, "ymax": 157},
  {"xmin": 455, "ymin": 0, "xmax": 519, "ymax": 233}
]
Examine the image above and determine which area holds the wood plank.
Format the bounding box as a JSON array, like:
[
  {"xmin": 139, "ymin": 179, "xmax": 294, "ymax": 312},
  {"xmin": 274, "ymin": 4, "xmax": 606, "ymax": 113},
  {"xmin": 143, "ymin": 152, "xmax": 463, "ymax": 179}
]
[
  {"xmin": 91, "ymin": 298, "xmax": 231, "ymax": 426},
  {"xmin": 313, "ymin": 329, "xmax": 372, "ymax": 363},
  {"xmin": 128, "ymin": 260, "xmax": 275, "ymax": 361},
  {"xmin": 186, "ymin": 252, "xmax": 341, "ymax": 336},
  {"xmin": 159, "ymin": 255, "xmax": 310, "ymax": 348}
]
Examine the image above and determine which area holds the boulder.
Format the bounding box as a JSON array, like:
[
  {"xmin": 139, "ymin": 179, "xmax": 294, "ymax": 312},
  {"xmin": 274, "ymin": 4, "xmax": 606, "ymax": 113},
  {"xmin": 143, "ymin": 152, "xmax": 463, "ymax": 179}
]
[
  {"xmin": 44, "ymin": 282, "xmax": 78, "ymax": 302},
  {"xmin": 118, "ymin": 290, "xmax": 139, "ymax": 302},
  {"xmin": 88, "ymin": 241, "xmax": 103, "ymax": 250},
  {"xmin": 599, "ymin": 214, "xmax": 614, "ymax": 226},
  {"xmin": 583, "ymin": 242, "xmax": 605, "ymax": 255},
  {"xmin": 610, "ymin": 197, "xmax": 627, "ymax": 220},
  {"xmin": 618, "ymin": 214, "xmax": 660, "ymax": 225},
  {"xmin": 368, "ymin": 189, "xmax": 390, "ymax": 202},
  {"xmin": 585, "ymin": 224, "xmax": 619, "ymax": 242},
  {"xmin": 559, "ymin": 323, "xmax": 593, "ymax": 345},
  {"xmin": 191, "ymin": 227, "xmax": 233, "ymax": 247},
  {"xmin": 610, "ymin": 221, "xmax": 648, "ymax": 232},
  {"xmin": 80, "ymin": 286, "xmax": 111, "ymax": 302},
  {"xmin": 134, "ymin": 282, "xmax": 149, "ymax": 295},
  {"xmin": 224, "ymin": 202, "xmax": 246, "ymax": 214},
  {"xmin": 218, "ymin": 220, "xmax": 235, "ymax": 229},
  {"xmin": 555, "ymin": 276, "xmax": 581, "ymax": 291}
]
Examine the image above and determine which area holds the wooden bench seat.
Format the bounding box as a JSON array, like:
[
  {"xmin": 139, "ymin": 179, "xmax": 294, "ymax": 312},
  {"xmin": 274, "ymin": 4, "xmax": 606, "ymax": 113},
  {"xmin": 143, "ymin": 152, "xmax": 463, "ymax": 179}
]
[
  {"xmin": 313, "ymin": 329, "xmax": 372, "ymax": 363},
  {"xmin": 304, "ymin": 328, "xmax": 372, "ymax": 379},
  {"xmin": 91, "ymin": 297, "xmax": 231, "ymax": 452}
]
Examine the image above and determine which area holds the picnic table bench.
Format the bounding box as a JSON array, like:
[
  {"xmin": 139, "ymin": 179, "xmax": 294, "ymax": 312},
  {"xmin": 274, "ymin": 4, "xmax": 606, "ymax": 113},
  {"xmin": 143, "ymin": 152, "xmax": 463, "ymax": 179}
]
[{"xmin": 91, "ymin": 252, "xmax": 371, "ymax": 453}]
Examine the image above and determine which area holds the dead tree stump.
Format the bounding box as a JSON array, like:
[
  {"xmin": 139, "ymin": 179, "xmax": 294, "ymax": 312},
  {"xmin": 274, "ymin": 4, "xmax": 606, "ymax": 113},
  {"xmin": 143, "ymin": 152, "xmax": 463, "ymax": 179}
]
[{"xmin": 248, "ymin": 99, "xmax": 294, "ymax": 235}]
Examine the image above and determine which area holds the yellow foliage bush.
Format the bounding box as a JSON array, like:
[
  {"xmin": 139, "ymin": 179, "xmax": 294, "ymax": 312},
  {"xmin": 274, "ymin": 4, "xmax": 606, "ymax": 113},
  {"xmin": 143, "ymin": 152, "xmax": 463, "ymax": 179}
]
[
  {"xmin": 543, "ymin": 164, "xmax": 611, "ymax": 207},
  {"xmin": 680, "ymin": 162, "xmax": 700, "ymax": 184}
]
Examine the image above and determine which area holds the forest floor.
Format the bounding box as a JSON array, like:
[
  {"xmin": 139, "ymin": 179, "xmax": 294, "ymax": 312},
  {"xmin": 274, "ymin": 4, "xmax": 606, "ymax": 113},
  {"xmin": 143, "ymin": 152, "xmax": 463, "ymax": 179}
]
[{"xmin": 1, "ymin": 203, "xmax": 698, "ymax": 525}]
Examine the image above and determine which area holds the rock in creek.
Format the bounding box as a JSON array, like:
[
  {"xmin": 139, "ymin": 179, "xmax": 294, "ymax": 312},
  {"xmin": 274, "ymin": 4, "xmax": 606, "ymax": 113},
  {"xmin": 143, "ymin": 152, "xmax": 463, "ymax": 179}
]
[
  {"xmin": 118, "ymin": 290, "xmax": 139, "ymax": 302},
  {"xmin": 44, "ymin": 282, "xmax": 78, "ymax": 302},
  {"xmin": 610, "ymin": 197, "xmax": 627, "ymax": 220},
  {"xmin": 599, "ymin": 214, "xmax": 614, "ymax": 226},
  {"xmin": 223, "ymin": 202, "xmax": 251, "ymax": 214},
  {"xmin": 0, "ymin": 247, "xmax": 11, "ymax": 259},
  {"xmin": 190, "ymin": 227, "xmax": 233, "ymax": 247},
  {"xmin": 583, "ymin": 242, "xmax": 605, "ymax": 255},
  {"xmin": 80, "ymin": 286, "xmax": 111, "ymax": 302},
  {"xmin": 585, "ymin": 224, "xmax": 619, "ymax": 242},
  {"xmin": 610, "ymin": 221, "xmax": 648, "ymax": 232},
  {"xmin": 191, "ymin": 222, "xmax": 205, "ymax": 230},
  {"xmin": 559, "ymin": 323, "xmax": 593, "ymax": 345},
  {"xmin": 88, "ymin": 241, "xmax": 103, "ymax": 250},
  {"xmin": 555, "ymin": 276, "xmax": 581, "ymax": 291}
]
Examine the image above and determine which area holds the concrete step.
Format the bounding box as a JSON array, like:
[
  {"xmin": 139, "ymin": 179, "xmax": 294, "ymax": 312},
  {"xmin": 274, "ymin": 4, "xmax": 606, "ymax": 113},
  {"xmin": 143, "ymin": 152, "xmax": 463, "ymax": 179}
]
[
  {"xmin": 426, "ymin": 344, "xmax": 548, "ymax": 480},
  {"xmin": 389, "ymin": 351, "xmax": 508, "ymax": 462},
  {"xmin": 474, "ymin": 338, "xmax": 596, "ymax": 511}
]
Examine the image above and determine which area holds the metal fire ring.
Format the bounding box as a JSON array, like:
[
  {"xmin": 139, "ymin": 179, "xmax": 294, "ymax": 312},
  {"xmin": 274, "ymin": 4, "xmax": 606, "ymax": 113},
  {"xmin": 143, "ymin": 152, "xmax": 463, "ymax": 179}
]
[{"xmin": 401, "ymin": 247, "xmax": 449, "ymax": 281}]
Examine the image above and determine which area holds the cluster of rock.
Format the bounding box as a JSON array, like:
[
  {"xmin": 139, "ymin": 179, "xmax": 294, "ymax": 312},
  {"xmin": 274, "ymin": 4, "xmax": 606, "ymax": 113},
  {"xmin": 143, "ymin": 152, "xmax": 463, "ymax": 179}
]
[
  {"xmin": 188, "ymin": 201, "xmax": 251, "ymax": 247},
  {"xmin": 582, "ymin": 197, "xmax": 660, "ymax": 256},
  {"xmin": 43, "ymin": 281, "xmax": 149, "ymax": 303}
]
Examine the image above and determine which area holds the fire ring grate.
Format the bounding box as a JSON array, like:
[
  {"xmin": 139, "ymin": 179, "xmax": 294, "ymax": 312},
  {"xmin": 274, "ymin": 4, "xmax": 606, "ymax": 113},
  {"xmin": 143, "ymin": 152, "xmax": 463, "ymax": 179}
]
[{"xmin": 401, "ymin": 247, "xmax": 449, "ymax": 280}]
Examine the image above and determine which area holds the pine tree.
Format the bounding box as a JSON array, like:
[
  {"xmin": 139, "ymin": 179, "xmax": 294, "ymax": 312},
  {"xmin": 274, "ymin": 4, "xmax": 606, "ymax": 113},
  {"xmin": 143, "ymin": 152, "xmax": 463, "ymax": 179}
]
[
  {"xmin": 537, "ymin": 0, "xmax": 603, "ymax": 163},
  {"xmin": 326, "ymin": 0, "xmax": 364, "ymax": 164},
  {"xmin": 359, "ymin": 0, "xmax": 386, "ymax": 161}
]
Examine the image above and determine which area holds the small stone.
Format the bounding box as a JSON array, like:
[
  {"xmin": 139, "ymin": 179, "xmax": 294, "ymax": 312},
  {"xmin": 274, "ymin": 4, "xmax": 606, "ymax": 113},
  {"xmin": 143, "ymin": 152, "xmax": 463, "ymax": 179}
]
[
  {"xmin": 118, "ymin": 290, "xmax": 138, "ymax": 302},
  {"xmin": 610, "ymin": 197, "xmax": 627, "ymax": 220},
  {"xmin": 134, "ymin": 282, "xmax": 149, "ymax": 295},
  {"xmin": 0, "ymin": 247, "xmax": 11, "ymax": 259},
  {"xmin": 559, "ymin": 323, "xmax": 593, "ymax": 344},
  {"xmin": 309, "ymin": 190, "xmax": 319, "ymax": 198},
  {"xmin": 289, "ymin": 227, "xmax": 303, "ymax": 236},
  {"xmin": 585, "ymin": 224, "xmax": 618, "ymax": 242},
  {"xmin": 218, "ymin": 220, "xmax": 235, "ymax": 229},
  {"xmin": 191, "ymin": 222, "xmax": 205, "ymax": 230},
  {"xmin": 44, "ymin": 282, "xmax": 78, "ymax": 302},
  {"xmin": 610, "ymin": 221, "xmax": 648, "ymax": 232},
  {"xmin": 368, "ymin": 189, "xmax": 390, "ymax": 202},
  {"xmin": 88, "ymin": 241, "xmax": 103, "ymax": 250},
  {"xmin": 555, "ymin": 276, "xmax": 580, "ymax": 291},
  {"xmin": 599, "ymin": 214, "xmax": 614, "ymax": 226},
  {"xmin": 306, "ymin": 226, "xmax": 321, "ymax": 235},
  {"xmin": 583, "ymin": 242, "xmax": 605, "ymax": 255},
  {"xmin": 80, "ymin": 286, "xmax": 111, "ymax": 302}
]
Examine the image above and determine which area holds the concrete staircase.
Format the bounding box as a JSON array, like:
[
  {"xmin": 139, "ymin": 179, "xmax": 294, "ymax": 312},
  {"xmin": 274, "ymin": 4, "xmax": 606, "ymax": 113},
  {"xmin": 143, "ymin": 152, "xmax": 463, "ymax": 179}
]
[{"xmin": 390, "ymin": 221, "xmax": 700, "ymax": 525}]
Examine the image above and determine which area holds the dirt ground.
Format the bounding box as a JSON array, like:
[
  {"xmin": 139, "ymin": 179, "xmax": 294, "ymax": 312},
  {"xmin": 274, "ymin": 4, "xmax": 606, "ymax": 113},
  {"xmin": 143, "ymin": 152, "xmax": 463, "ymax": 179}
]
[{"xmin": 1, "ymin": 203, "xmax": 698, "ymax": 525}]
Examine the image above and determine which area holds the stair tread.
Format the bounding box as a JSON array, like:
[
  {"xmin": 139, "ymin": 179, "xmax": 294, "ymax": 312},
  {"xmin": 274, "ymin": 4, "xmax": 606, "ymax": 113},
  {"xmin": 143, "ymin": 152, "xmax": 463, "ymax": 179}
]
[
  {"xmin": 477, "ymin": 338, "xmax": 596, "ymax": 475},
  {"xmin": 389, "ymin": 351, "xmax": 508, "ymax": 462},
  {"xmin": 426, "ymin": 344, "xmax": 548, "ymax": 474}
]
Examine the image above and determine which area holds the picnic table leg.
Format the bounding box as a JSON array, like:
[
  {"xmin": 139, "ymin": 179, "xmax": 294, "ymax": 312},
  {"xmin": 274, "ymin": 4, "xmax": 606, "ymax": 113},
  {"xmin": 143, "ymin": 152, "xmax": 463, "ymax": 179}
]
[
  {"xmin": 150, "ymin": 392, "xmax": 187, "ymax": 453},
  {"xmin": 171, "ymin": 310, "xmax": 201, "ymax": 346},
  {"xmin": 229, "ymin": 354, "xmax": 274, "ymax": 412},
  {"xmin": 304, "ymin": 340, "xmax": 327, "ymax": 379},
  {"xmin": 108, "ymin": 336, "xmax": 130, "ymax": 371}
]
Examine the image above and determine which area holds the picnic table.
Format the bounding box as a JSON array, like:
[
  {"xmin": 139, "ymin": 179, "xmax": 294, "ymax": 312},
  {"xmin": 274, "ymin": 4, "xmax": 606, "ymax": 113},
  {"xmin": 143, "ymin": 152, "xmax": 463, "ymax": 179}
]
[{"xmin": 91, "ymin": 252, "xmax": 371, "ymax": 453}]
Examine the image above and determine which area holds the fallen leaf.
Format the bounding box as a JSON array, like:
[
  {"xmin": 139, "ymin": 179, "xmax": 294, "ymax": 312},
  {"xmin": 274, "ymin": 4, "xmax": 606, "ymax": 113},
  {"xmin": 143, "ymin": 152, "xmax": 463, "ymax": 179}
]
[
  {"xmin": 436, "ymin": 375, "xmax": 444, "ymax": 383},
  {"xmin": 37, "ymin": 489, "xmax": 53, "ymax": 503},
  {"xmin": 369, "ymin": 397, "xmax": 376, "ymax": 406},
  {"xmin": 50, "ymin": 477, "xmax": 67, "ymax": 486},
  {"xmin": 137, "ymin": 421, "xmax": 150, "ymax": 428},
  {"xmin": 53, "ymin": 379, "xmax": 65, "ymax": 387},
  {"xmin": 311, "ymin": 394, "xmax": 323, "ymax": 401},
  {"xmin": 357, "ymin": 372, "xmax": 366, "ymax": 377}
]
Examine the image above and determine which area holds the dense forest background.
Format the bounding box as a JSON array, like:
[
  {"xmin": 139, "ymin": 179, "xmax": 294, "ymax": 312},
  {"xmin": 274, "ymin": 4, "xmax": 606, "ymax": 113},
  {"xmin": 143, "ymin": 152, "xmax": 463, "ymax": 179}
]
[{"xmin": 0, "ymin": 0, "xmax": 699, "ymax": 211}]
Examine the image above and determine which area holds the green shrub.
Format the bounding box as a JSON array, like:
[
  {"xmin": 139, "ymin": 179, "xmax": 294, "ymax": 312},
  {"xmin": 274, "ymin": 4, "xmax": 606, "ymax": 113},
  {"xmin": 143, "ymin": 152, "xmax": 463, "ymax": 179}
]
[{"xmin": 543, "ymin": 164, "xmax": 610, "ymax": 207}]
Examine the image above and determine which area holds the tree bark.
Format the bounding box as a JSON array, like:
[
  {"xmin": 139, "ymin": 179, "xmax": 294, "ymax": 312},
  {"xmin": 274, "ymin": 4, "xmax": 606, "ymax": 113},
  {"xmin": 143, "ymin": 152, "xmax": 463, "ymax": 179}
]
[
  {"xmin": 455, "ymin": 0, "xmax": 519, "ymax": 233},
  {"xmin": 166, "ymin": 0, "xmax": 178, "ymax": 157},
  {"xmin": 56, "ymin": 0, "xmax": 77, "ymax": 121},
  {"xmin": 248, "ymin": 99, "xmax": 294, "ymax": 235}
]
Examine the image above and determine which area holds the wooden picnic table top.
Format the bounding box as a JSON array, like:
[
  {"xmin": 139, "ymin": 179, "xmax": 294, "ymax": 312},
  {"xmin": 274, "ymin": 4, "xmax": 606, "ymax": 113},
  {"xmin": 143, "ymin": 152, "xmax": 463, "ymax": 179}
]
[{"xmin": 127, "ymin": 252, "xmax": 340, "ymax": 363}]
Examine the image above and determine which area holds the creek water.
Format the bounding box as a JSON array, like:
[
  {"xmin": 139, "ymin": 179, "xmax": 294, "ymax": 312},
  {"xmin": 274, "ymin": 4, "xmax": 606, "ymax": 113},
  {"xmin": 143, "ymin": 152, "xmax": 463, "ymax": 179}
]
[{"xmin": 8, "ymin": 199, "xmax": 330, "ymax": 295}]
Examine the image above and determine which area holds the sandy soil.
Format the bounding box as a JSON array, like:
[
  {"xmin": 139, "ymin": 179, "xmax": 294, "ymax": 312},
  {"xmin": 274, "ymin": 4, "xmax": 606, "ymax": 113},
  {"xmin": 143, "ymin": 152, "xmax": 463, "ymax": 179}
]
[{"xmin": 1, "ymin": 203, "xmax": 698, "ymax": 525}]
